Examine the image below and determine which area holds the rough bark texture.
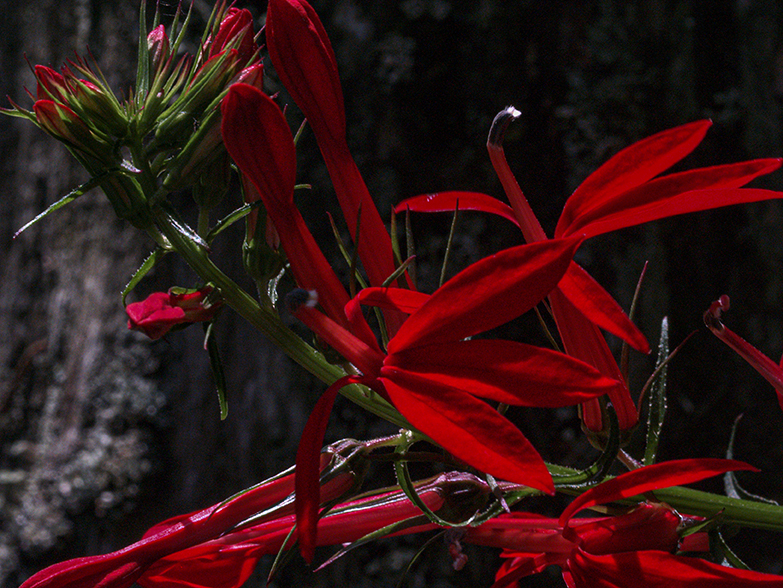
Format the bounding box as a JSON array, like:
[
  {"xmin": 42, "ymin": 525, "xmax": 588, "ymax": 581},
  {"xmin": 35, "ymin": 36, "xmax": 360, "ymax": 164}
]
[{"xmin": 1, "ymin": 1, "xmax": 782, "ymax": 587}]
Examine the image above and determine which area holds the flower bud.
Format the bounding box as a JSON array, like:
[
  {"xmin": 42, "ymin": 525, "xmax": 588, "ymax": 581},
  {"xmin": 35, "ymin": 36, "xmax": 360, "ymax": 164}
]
[
  {"xmin": 208, "ymin": 8, "xmax": 257, "ymax": 65},
  {"xmin": 34, "ymin": 65, "xmax": 69, "ymax": 103},
  {"xmin": 147, "ymin": 24, "xmax": 170, "ymax": 73},
  {"xmin": 127, "ymin": 286, "xmax": 223, "ymax": 340}
]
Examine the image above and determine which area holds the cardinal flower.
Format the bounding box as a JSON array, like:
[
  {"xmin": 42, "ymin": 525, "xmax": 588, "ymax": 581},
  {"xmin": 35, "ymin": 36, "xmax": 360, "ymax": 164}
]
[
  {"xmin": 264, "ymin": 0, "xmax": 399, "ymax": 300},
  {"xmin": 138, "ymin": 471, "xmax": 485, "ymax": 588},
  {"xmin": 464, "ymin": 458, "xmax": 764, "ymax": 588},
  {"xmin": 288, "ymin": 236, "xmax": 627, "ymax": 561},
  {"xmin": 396, "ymin": 110, "xmax": 783, "ymax": 434}
]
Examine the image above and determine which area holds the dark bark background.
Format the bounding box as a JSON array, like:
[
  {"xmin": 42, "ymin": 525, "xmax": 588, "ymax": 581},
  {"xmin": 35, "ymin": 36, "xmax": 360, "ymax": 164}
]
[{"xmin": 2, "ymin": 0, "xmax": 783, "ymax": 586}]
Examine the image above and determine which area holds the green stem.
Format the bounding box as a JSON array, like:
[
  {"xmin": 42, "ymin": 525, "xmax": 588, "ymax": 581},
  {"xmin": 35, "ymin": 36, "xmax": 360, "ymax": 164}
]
[
  {"xmin": 548, "ymin": 463, "xmax": 783, "ymax": 533},
  {"xmin": 149, "ymin": 205, "xmax": 409, "ymax": 430}
]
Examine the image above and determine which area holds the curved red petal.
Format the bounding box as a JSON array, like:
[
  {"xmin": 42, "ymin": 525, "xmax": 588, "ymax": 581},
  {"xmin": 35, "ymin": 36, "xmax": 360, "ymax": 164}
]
[
  {"xmin": 570, "ymin": 549, "xmax": 783, "ymax": 587},
  {"xmin": 566, "ymin": 187, "xmax": 783, "ymax": 240},
  {"xmin": 295, "ymin": 376, "xmax": 358, "ymax": 563},
  {"xmin": 558, "ymin": 263, "xmax": 649, "ymax": 353},
  {"xmin": 386, "ymin": 340, "xmax": 622, "ymax": 406},
  {"xmin": 380, "ymin": 371, "xmax": 554, "ymax": 492},
  {"xmin": 354, "ymin": 287, "xmax": 431, "ymax": 315},
  {"xmin": 558, "ymin": 158, "xmax": 782, "ymax": 238},
  {"xmin": 394, "ymin": 191, "xmax": 521, "ymax": 227},
  {"xmin": 559, "ymin": 458, "xmax": 759, "ymax": 526},
  {"xmin": 557, "ymin": 120, "xmax": 712, "ymax": 237},
  {"xmin": 389, "ymin": 237, "xmax": 581, "ymax": 354}
]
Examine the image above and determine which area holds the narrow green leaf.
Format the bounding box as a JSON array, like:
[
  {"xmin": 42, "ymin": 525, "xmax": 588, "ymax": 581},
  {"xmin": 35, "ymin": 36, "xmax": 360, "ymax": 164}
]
[
  {"xmin": 14, "ymin": 173, "xmax": 112, "ymax": 238},
  {"xmin": 158, "ymin": 203, "xmax": 211, "ymax": 251},
  {"xmin": 644, "ymin": 317, "xmax": 669, "ymax": 466},
  {"xmin": 438, "ymin": 201, "xmax": 459, "ymax": 287}
]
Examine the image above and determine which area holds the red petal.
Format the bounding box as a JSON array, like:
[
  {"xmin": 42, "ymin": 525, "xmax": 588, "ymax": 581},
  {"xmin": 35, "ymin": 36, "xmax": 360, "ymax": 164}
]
[
  {"xmin": 393, "ymin": 191, "xmax": 521, "ymax": 227},
  {"xmin": 558, "ymin": 159, "xmax": 782, "ymax": 238},
  {"xmin": 295, "ymin": 376, "xmax": 358, "ymax": 563},
  {"xmin": 221, "ymin": 84, "xmax": 351, "ymax": 325},
  {"xmin": 266, "ymin": 0, "xmax": 345, "ymax": 142},
  {"xmin": 354, "ymin": 287, "xmax": 431, "ymax": 315},
  {"xmin": 558, "ymin": 263, "xmax": 649, "ymax": 353},
  {"xmin": 266, "ymin": 0, "xmax": 398, "ymax": 299},
  {"xmin": 558, "ymin": 458, "xmax": 759, "ymax": 526},
  {"xmin": 380, "ymin": 371, "xmax": 554, "ymax": 492},
  {"xmin": 388, "ymin": 237, "xmax": 581, "ymax": 353},
  {"xmin": 547, "ymin": 287, "xmax": 638, "ymax": 431},
  {"xmin": 570, "ymin": 549, "xmax": 783, "ymax": 587},
  {"xmin": 556, "ymin": 120, "xmax": 712, "ymax": 237},
  {"xmin": 138, "ymin": 549, "xmax": 261, "ymax": 588},
  {"xmin": 386, "ymin": 340, "xmax": 622, "ymax": 406},
  {"xmin": 567, "ymin": 187, "xmax": 783, "ymax": 240},
  {"xmin": 293, "ymin": 306, "xmax": 384, "ymax": 376}
]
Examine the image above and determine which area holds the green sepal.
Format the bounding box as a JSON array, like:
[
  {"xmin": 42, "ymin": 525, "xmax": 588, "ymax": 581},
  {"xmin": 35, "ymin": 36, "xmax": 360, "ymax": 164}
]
[
  {"xmin": 644, "ymin": 316, "xmax": 669, "ymax": 466},
  {"xmin": 439, "ymin": 201, "xmax": 459, "ymax": 287},
  {"xmin": 121, "ymin": 247, "xmax": 169, "ymax": 306},
  {"xmin": 709, "ymin": 528, "xmax": 751, "ymax": 570},
  {"xmin": 134, "ymin": 0, "xmax": 151, "ymax": 107}
]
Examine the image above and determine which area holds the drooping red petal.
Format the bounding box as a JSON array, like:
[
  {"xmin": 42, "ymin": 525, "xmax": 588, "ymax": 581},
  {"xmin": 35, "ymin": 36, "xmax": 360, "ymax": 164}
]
[
  {"xmin": 558, "ymin": 458, "xmax": 758, "ymax": 526},
  {"xmin": 266, "ymin": 0, "xmax": 398, "ymax": 298},
  {"xmin": 569, "ymin": 549, "xmax": 783, "ymax": 587},
  {"xmin": 385, "ymin": 339, "xmax": 622, "ymax": 406},
  {"xmin": 380, "ymin": 371, "xmax": 554, "ymax": 492},
  {"xmin": 393, "ymin": 191, "xmax": 521, "ymax": 227},
  {"xmin": 221, "ymin": 83, "xmax": 351, "ymax": 325},
  {"xmin": 556, "ymin": 120, "xmax": 712, "ymax": 236},
  {"xmin": 558, "ymin": 263, "xmax": 649, "ymax": 353},
  {"xmin": 565, "ymin": 187, "xmax": 783, "ymax": 240},
  {"xmin": 388, "ymin": 237, "xmax": 581, "ymax": 354},
  {"xmin": 294, "ymin": 376, "xmax": 360, "ymax": 564},
  {"xmin": 557, "ymin": 158, "xmax": 782, "ymax": 238}
]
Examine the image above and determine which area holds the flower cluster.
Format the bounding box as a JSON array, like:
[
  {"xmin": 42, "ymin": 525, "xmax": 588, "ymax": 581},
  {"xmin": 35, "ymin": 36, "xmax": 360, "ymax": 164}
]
[{"xmin": 7, "ymin": 0, "xmax": 783, "ymax": 587}]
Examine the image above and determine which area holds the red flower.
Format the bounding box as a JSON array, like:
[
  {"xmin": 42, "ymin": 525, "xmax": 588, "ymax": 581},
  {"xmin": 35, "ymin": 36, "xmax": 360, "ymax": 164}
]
[
  {"xmin": 138, "ymin": 471, "xmax": 481, "ymax": 588},
  {"xmin": 396, "ymin": 114, "xmax": 783, "ymax": 433},
  {"xmin": 221, "ymin": 84, "xmax": 357, "ymax": 331},
  {"xmin": 126, "ymin": 286, "xmax": 223, "ymax": 340},
  {"xmin": 465, "ymin": 459, "xmax": 764, "ymax": 588},
  {"xmin": 289, "ymin": 237, "xmax": 627, "ymax": 561},
  {"xmin": 265, "ymin": 0, "xmax": 399, "ymax": 301}
]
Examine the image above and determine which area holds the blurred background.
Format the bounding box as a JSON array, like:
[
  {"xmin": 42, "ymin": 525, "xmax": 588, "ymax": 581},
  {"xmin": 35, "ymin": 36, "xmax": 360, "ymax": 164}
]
[{"xmin": 1, "ymin": 0, "xmax": 782, "ymax": 586}]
